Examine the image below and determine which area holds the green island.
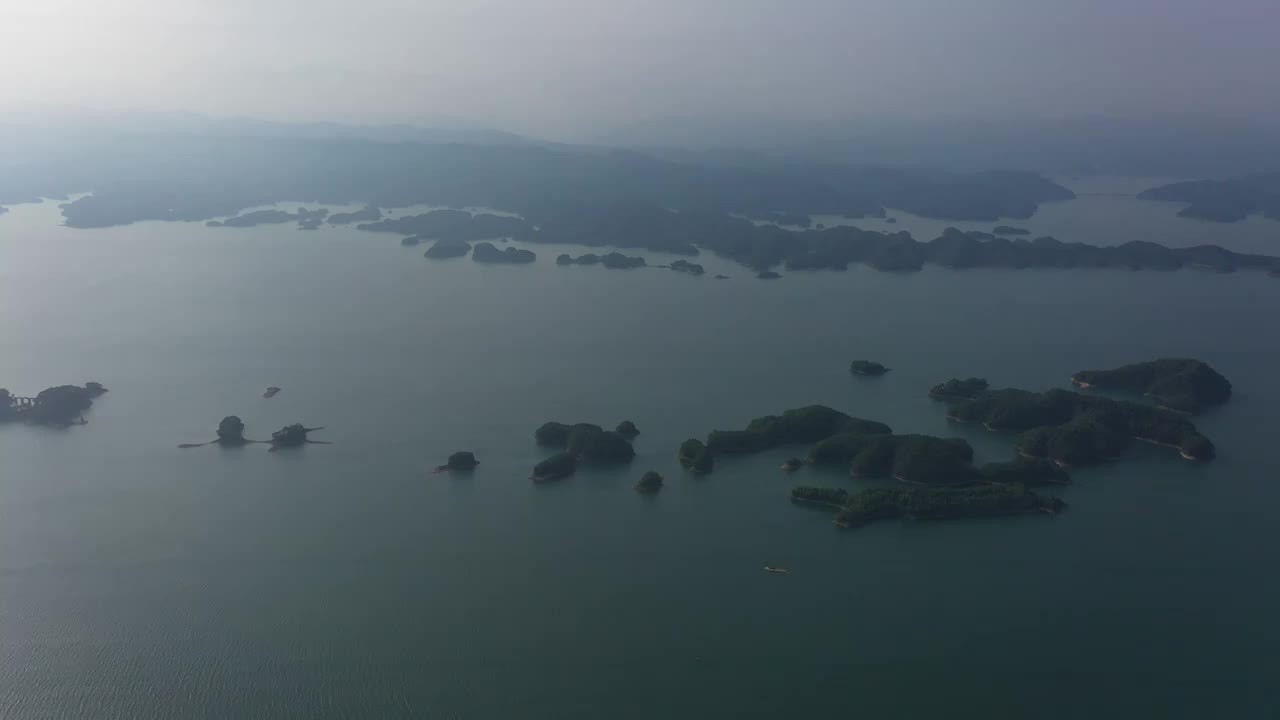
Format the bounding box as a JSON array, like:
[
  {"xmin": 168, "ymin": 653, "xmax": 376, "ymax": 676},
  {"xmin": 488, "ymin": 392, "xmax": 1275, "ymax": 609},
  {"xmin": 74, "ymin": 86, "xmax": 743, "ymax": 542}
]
[
  {"xmin": 557, "ymin": 252, "xmax": 646, "ymax": 269},
  {"xmin": 615, "ymin": 420, "xmax": 640, "ymax": 437},
  {"xmin": 270, "ymin": 424, "xmax": 327, "ymax": 449},
  {"xmin": 635, "ymin": 471, "xmax": 664, "ymax": 494},
  {"xmin": 678, "ymin": 438, "xmax": 714, "ymax": 474},
  {"xmin": 1138, "ymin": 174, "xmax": 1280, "ymax": 223},
  {"xmin": 929, "ymin": 377, "xmax": 989, "ymax": 400},
  {"xmin": 939, "ymin": 383, "xmax": 1215, "ymax": 464},
  {"xmin": 792, "ymin": 485, "xmax": 1065, "ymax": 530},
  {"xmin": 756, "ymin": 271, "xmax": 782, "ymax": 280},
  {"xmin": 531, "ymin": 421, "xmax": 636, "ymax": 481},
  {"xmin": 207, "ymin": 207, "xmax": 328, "ymax": 229},
  {"xmin": 532, "ymin": 452, "xmax": 578, "ymax": 483},
  {"xmin": 668, "ymin": 260, "xmax": 705, "ymax": 276},
  {"xmin": 180, "ymin": 415, "xmax": 265, "ymax": 448},
  {"xmin": 471, "ymin": 242, "xmax": 535, "ymax": 264},
  {"xmin": 424, "ymin": 239, "xmax": 471, "ymax": 259},
  {"xmin": 1071, "ymin": 358, "xmax": 1232, "ymax": 413},
  {"xmin": 812, "ymin": 433, "xmax": 977, "ymax": 485},
  {"xmin": 704, "ymin": 405, "xmax": 892, "ymax": 459},
  {"xmin": 435, "ymin": 451, "xmax": 479, "ymax": 473},
  {"xmin": 0, "ymin": 382, "xmax": 108, "ymax": 427},
  {"xmin": 850, "ymin": 360, "xmax": 890, "ymax": 376}
]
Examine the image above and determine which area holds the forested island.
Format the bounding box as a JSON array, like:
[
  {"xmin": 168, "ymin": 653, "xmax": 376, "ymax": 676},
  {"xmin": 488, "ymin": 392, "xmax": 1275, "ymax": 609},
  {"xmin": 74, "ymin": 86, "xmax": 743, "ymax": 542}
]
[
  {"xmin": 206, "ymin": 207, "xmax": 327, "ymax": 229},
  {"xmin": 635, "ymin": 471, "xmax": 664, "ymax": 494},
  {"xmin": 0, "ymin": 383, "xmax": 108, "ymax": 426},
  {"xmin": 935, "ymin": 381, "xmax": 1216, "ymax": 464},
  {"xmin": 532, "ymin": 421, "xmax": 636, "ymax": 481},
  {"xmin": 353, "ymin": 202, "xmax": 1280, "ymax": 275},
  {"xmin": 1139, "ymin": 174, "xmax": 1280, "ymax": 222},
  {"xmin": 556, "ymin": 252, "xmax": 647, "ymax": 269},
  {"xmin": 1071, "ymin": 358, "xmax": 1231, "ymax": 413},
  {"xmin": 472, "ymin": 242, "xmax": 535, "ymax": 264},
  {"xmin": 792, "ymin": 484, "xmax": 1064, "ymax": 530},
  {"xmin": 850, "ymin": 360, "xmax": 890, "ymax": 376}
]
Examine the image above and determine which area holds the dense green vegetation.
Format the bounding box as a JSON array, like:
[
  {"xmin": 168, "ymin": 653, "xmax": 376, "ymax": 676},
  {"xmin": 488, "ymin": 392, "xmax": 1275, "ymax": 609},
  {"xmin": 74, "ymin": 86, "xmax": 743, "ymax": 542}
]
[
  {"xmin": 0, "ymin": 383, "xmax": 108, "ymax": 426},
  {"xmin": 828, "ymin": 485, "xmax": 1065, "ymax": 529},
  {"xmin": 327, "ymin": 205, "xmax": 381, "ymax": 224},
  {"xmin": 850, "ymin": 360, "xmax": 890, "ymax": 376},
  {"xmin": 942, "ymin": 385, "xmax": 1215, "ymax": 463},
  {"xmin": 929, "ymin": 377, "xmax": 990, "ymax": 400},
  {"xmin": 270, "ymin": 424, "xmax": 322, "ymax": 447},
  {"xmin": 668, "ymin": 260, "xmax": 705, "ymax": 275},
  {"xmin": 678, "ymin": 438, "xmax": 714, "ymax": 475},
  {"xmin": 471, "ymin": 242, "xmax": 535, "ymax": 264},
  {"xmin": 207, "ymin": 207, "xmax": 327, "ymax": 229},
  {"xmin": 424, "ymin": 239, "xmax": 471, "ymax": 259},
  {"xmin": 635, "ymin": 471, "xmax": 664, "ymax": 494},
  {"xmin": 1138, "ymin": 174, "xmax": 1280, "ymax": 223},
  {"xmin": 531, "ymin": 420, "xmax": 635, "ymax": 479},
  {"xmin": 216, "ymin": 416, "xmax": 246, "ymax": 445},
  {"xmin": 615, "ymin": 420, "xmax": 639, "ymax": 437},
  {"xmin": 531, "ymin": 452, "xmax": 578, "ymax": 482},
  {"xmin": 789, "ymin": 486, "xmax": 849, "ymax": 509},
  {"xmin": 557, "ymin": 252, "xmax": 646, "ymax": 269},
  {"xmin": 1071, "ymin": 358, "xmax": 1232, "ymax": 412},
  {"xmin": 441, "ymin": 451, "xmax": 479, "ymax": 471},
  {"xmin": 705, "ymin": 406, "xmax": 891, "ymax": 455},
  {"xmin": 844, "ymin": 434, "xmax": 977, "ymax": 485},
  {"xmin": 358, "ymin": 209, "xmax": 527, "ymax": 242}
]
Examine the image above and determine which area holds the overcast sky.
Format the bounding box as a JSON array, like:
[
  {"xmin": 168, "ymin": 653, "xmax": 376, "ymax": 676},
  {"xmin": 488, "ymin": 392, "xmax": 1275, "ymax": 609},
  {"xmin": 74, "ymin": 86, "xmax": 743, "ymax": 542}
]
[{"xmin": 3, "ymin": 0, "xmax": 1276, "ymax": 141}]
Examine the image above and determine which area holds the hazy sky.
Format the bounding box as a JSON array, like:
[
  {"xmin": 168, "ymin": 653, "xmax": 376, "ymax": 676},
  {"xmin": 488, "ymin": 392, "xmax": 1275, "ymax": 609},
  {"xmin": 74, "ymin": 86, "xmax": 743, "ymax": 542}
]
[{"xmin": 3, "ymin": 0, "xmax": 1276, "ymax": 141}]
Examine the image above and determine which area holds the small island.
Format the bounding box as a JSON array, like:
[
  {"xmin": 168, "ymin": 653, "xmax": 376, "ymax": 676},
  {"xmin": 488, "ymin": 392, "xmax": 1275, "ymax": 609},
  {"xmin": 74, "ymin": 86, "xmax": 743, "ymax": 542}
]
[
  {"xmin": 756, "ymin": 271, "xmax": 782, "ymax": 280},
  {"xmin": 615, "ymin": 420, "xmax": 639, "ymax": 437},
  {"xmin": 792, "ymin": 485, "xmax": 1065, "ymax": 530},
  {"xmin": 531, "ymin": 420, "xmax": 637, "ymax": 481},
  {"xmin": 705, "ymin": 406, "xmax": 892, "ymax": 457},
  {"xmin": 434, "ymin": 451, "xmax": 478, "ymax": 473},
  {"xmin": 668, "ymin": 260, "xmax": 705, "ymax": 276},
  {"xmin": 939, "ymin": 383, "xmax": 1216, "ymax": 464},
  {"xmin": 400, "ymin": 236, "xmax": 422, "ymax": 246},
  {"xmin": 678, "ymin": 438, "xmax": 714, "ymax": 475},
  {"xmin": 0, "ymin": 382, "xmax": 108, "ymax": 427},
  {"xmin": 263, "ymin": 386, "xmax": 281, "ymax": 399},
  {"xmin": 472, "ymin": 242, "xmax": 535, "ymax": 264},
  {"xmin": 635, "ymin": 471, "xmax": 664, "ymax": 494},
  {"xmin": 424, "ymin": 239, "xmax": 472, "ymax": 259},
  {"xmin": 270, "ymin": 424, "xmax": 326, "ymax": 449},
  {"xmin": 179, "ymin": 415, "xmax": 263, "ymax": 448},
  {"xmin": 850, "ymin": 360, "xmax": 890, "ymax": 376},
  {"xmin": 781, "ymin": 457, "xmax": 804, "ymax": 472},
  {"xmin": 531, "ymin": 451, "xmax": 578, "ymax": 483},
  {"xmin": 558, "ymin": 252, "xmax": 645, "ymax": 269},
  {"xmin": 929, "ymin": 377, "xmax": 989, "ymax": 400},
  {"xmin": 217, "ymin": 415, "xmax": 248, "ymax": 445},
  {"xmin": 1071, "ymin": 358, "xmax": 1231, "ymax": 413}
]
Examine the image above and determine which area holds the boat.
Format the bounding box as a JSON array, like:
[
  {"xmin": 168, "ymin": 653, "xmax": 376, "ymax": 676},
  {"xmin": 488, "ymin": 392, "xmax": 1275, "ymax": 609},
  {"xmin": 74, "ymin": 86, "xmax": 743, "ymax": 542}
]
[{"xmin": 764, "ymin": 566, "xmax": 789, "ymax": 574}]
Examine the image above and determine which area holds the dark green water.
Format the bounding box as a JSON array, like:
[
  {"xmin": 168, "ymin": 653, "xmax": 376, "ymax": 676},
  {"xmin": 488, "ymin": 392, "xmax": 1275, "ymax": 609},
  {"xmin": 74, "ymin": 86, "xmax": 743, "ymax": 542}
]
[{"xmin": 2, "ymin": 200, "xmax": 1278, "ymax": 718}]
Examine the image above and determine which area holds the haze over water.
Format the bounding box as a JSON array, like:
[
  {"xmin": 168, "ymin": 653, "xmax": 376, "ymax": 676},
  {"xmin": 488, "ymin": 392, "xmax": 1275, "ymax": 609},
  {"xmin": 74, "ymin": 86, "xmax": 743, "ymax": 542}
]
[{"xmin": 2, "ymin": 198, "xmax": 1278, "ymax": 718}]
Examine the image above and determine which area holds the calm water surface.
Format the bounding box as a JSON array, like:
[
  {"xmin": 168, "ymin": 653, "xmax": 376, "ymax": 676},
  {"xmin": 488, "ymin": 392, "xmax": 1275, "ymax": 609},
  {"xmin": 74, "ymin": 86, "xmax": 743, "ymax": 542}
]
[{"xmin": 1, "ymin": 198, "xmax": 1278, "ymax": 718}]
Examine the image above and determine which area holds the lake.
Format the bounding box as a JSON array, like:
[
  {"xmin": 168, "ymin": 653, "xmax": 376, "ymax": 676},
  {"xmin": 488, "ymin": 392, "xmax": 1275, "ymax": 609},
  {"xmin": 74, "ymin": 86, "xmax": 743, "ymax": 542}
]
[{"xmin": 1, "ymin": 195, "xmax": 1278, "ymax": 718}]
